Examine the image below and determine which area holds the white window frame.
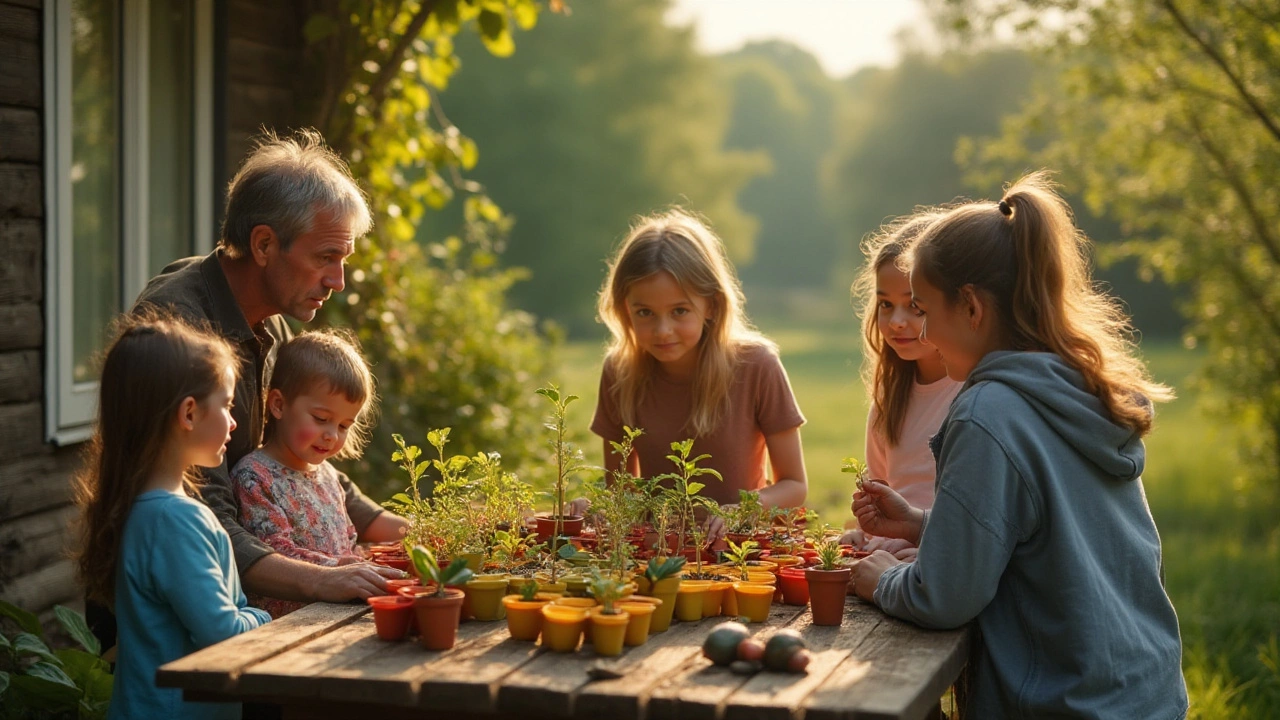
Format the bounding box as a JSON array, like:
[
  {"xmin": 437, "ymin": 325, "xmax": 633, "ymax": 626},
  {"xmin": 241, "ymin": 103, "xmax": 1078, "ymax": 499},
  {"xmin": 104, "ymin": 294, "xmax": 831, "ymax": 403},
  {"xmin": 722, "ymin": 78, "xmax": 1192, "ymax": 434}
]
[{"xmin": 44, "ymin": 0, "xmax": 216, "ymax": 444}]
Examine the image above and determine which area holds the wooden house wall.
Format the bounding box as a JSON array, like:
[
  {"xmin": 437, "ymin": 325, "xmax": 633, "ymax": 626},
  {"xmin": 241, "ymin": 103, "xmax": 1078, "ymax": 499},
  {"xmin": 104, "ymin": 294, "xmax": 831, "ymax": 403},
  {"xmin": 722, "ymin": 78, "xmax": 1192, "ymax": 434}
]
[{"xmin": 0, "ymin": 0, "xmax": 307, "ymax": 621}]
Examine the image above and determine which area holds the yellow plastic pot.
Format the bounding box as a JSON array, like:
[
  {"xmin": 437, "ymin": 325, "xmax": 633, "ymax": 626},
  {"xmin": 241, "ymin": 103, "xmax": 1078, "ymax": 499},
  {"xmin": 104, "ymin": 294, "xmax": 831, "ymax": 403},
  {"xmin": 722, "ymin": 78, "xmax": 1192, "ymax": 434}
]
[
  {"xmin": 502, "ymin": 594, "xmax": 552, "ymax": 641},
  {"xmin": 540, "ymin": 604, "xmax": 589, "ymax": 652},
  {"xmin": 616, "ymin": 601, "xmax": 657, "ymax": 646},
  {"xmin": 457, "ymin": 552, "xmax": 485, "ymax": 573},
  {"xmin": 674, "ymin": 580, "xmax": 712, "ymax": 622},
  {"xmin": 703, "ymin": 581, "xmax": 733, "ymax": 618},
  {"xmin": 745, "ymin": 571, "xmax": 777, "ymax": 585},
  {"xmin": 463, "ymin": 574, "xmax": 510, "ymax": 622},
  {"xmin": 589, "ymin": 608, "xmax": 631, "ymax": 657},
  {"xmin": 643, "ymin": 576, "xmax": 681, "ymax": 632},
  {"xmin": 733, "ymin": 582, "xmax": 775, "ymax": 623}
]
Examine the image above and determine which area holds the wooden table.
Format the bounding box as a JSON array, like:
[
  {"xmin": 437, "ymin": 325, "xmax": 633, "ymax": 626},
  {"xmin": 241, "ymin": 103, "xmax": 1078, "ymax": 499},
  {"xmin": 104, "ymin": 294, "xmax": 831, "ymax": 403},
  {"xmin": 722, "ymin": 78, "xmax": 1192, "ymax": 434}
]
[{"xmin": 157, "ymin": 597, "xmax": 969, "ymax": 720}]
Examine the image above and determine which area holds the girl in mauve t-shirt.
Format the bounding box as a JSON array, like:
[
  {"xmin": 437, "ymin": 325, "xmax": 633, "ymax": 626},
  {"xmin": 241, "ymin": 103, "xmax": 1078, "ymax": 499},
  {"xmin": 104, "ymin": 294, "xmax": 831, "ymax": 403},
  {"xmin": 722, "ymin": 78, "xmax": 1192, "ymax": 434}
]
[
  {"xmin": 589, "ymin": 208, "xmax": 808, "ymax": 539},
  {"xmin": 841, "ymin": 211, "xmax": 962, "ymax": 557}
]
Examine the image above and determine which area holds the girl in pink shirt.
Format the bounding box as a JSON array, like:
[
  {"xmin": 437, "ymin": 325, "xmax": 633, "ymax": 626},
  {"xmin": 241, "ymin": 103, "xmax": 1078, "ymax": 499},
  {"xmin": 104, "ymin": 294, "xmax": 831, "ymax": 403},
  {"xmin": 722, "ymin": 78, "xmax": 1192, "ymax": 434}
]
[
  {"xmin": 589, "ymin": 209, "xmax": 808, "ymax": 539},
  {"xmin": 842, "ymin": 212, "xmax": 962, "ymax": 556}
]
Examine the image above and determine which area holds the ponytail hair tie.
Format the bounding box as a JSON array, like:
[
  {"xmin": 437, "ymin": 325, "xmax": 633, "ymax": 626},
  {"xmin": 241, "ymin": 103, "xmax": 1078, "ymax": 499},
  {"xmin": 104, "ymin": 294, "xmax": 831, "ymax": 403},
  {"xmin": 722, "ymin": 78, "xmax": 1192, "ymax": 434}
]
[{"xmin": 997, "ymin": 199, "xmax": 1012, "ymax": 217}]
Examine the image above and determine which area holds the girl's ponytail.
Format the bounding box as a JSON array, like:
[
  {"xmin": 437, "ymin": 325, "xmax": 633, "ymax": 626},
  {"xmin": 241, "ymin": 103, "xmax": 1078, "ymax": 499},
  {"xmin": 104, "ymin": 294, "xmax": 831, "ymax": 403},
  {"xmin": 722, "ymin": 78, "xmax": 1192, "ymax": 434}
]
[{"xmin": 911, "ymin": 171, "xmax": 1171, "ymax": 435}]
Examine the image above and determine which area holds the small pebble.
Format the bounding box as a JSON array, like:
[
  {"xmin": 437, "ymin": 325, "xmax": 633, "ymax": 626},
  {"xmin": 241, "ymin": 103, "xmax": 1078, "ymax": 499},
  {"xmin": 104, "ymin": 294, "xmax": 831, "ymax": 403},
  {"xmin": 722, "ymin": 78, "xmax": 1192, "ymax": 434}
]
[{"xmin": 729, "ymin": 660, "xmax": 761, "ymax": 676}]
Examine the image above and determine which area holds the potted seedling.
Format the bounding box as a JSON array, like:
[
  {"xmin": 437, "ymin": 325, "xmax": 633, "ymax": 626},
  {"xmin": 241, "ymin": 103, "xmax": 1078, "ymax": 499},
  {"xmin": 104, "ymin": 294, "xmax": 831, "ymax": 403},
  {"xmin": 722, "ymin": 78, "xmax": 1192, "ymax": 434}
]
[
  {"xmin": 404, "ymin": 545, "xmax": 474, "ymax": 650},
  {"xmin": 502, "ymin": 579, "xmax": 558, "ymax": 641},
  {"xmin": 585, "ymin": 426, "xmax": 649, "ymax": 581},
  {"xmin": 534, "ymin": 385, "xmax": 592, "ymax": 559},
  {"xmin": 639, "ymin": 555, "xmax": 685, "ymax": 632},
  {"xmin": 804, "ymin": 536, "xmax": 852, "ymax": 626},
  {"xmin": 653, "ymin": 439, "xmax": 722, "ymax": 576},
  {"xmin": 586, "ymin": 570, "xmax": 632, "ymax": 656}
]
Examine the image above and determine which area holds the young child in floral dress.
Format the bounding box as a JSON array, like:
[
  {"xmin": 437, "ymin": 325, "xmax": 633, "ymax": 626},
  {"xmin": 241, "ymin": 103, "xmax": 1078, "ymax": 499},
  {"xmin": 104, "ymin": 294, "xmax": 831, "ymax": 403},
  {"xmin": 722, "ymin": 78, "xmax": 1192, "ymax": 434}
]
[{"xmin": 233, "ymin": 329, "xmax": 408, "ymax": 617}]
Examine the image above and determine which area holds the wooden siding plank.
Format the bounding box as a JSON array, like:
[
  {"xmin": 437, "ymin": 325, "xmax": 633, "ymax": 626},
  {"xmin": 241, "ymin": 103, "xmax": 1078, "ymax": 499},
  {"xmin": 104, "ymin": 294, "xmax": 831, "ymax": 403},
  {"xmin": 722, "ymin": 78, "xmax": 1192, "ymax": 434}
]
[
  {"xmin": 0, "ymin": 107, "xmax": 40, "ymax": 162},
  {"xmin": 227, "ymin": 83, "xmax": 297, "ymax": 136},
  {"xmin": 1, "ymin": 558, "xmax": 78, "ymax": 613},
  {"xmin": 0, "ymin": 219, "xmax": 42, "ymax": 305},
  {"xmin": 0, "ymin": 505, "xmax": 75, "ymax": 582},
  {"xmin": 2, "ymin": 1, "xmax": 43, "ymax": 12},
  {"xmin": 0, "ymin": 304, "xmax": 42, "ymax": 349},
  {"xmin": 0, "ymin": 163, "xmax": 41, "ymax": 218},
  {"xmin": 0, "ymin": 4, "xmax": 38, "ymax": 41},
  {"xmin": 156, "ymin": 602, "xmax": 368, "ymax": 694},
  {"xmin": 0, "ymin": 36, "xmax": 40, "ymax": 109},
  {"xmin": 0, "ymin": 349, "xmax": 40, "ymax": 402},
  {"xmin": 0, "ymin": 401, "xmax": 44, "ymax": 458},
  {"xmin": 227, "ymin": 37, "xmax": 296, "ymax": 85},
  {"xmin": 0, "ymin": 452, "xmax": 79, "ymax": 520}
]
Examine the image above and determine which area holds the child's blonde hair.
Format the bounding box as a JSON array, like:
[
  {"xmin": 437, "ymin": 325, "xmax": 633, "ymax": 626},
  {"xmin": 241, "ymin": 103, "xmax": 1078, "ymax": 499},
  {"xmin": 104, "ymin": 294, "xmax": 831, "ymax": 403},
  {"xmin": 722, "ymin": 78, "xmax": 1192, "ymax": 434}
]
[
  {"xmin": 854, "ymin": 210, "xmax": 946, "ymax": 446},
  {"xmin": 908, "ymin": 171, "xmax": 1171, "ymax": 435},
  {"xmin": 265, "ymin": 329, "xmax": 378, "ymax": 459},
  {"xmin": 598, "ymin": 208, "xmax": 773, "ymax": 436},
  {"xmin": 74, "ymin": 311, "xmax": 240, "ymax": 606}
]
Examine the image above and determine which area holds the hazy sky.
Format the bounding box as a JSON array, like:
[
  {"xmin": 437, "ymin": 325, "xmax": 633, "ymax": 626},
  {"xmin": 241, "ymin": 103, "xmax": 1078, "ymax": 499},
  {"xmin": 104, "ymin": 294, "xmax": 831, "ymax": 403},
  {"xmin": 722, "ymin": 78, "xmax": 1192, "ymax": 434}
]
[{"xmin": 666, "ymin": 0, "xmax": 932, "ymax": 78}]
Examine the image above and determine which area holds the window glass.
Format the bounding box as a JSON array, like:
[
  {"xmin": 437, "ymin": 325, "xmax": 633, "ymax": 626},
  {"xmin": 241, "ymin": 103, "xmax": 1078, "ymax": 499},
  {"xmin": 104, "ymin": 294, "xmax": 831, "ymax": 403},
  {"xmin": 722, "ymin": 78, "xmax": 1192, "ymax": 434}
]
[
  {"xmin": 70, "ymin": 0, "xmax": 121, "ymax": 383},
  {"xmin": 148, "ymin": 0, "xmax": 195, "ymax": 275}
]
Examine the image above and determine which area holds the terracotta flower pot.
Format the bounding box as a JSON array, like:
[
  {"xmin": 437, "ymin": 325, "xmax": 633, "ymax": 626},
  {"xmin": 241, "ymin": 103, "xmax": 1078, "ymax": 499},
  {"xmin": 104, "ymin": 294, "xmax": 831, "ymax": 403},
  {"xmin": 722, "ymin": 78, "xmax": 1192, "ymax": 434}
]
[
  {"xmin": 408, "ymin": 587, "xmax": 466, "ymax": 650},
  {"xmin": 463, "ymin": 574, "xmax": 511, "ymax": 622},
  {"xmin": 616, "ymin": 601, "xmax": 657, "ymax": 646},
  {"xmin": 777, "ymin": 566, "xmax": 811, "ymax": 606},
  {"xmin": 805, "ymin": 567, "xmax": 852, "ymax": 626},
  {"xmin": 733, "ymin": 582, "xmax": 775, "ymax": 623},
  {"xmin": 643, "ymin": 576, "xmax": 682, "ymax": 632},
  {"xmin": 366, "ymin": 595, "xmax": 414, "ymax": 641},
  {"xmin": 502, "ymin": 594, "xmax": 554, "ymax": 641},
  {"xmin": 589, "ymin": 608, "xmax": 631, "ymax": 657},
  {"xmin": 535, "ymin": 514, "xmax": 584, "ymax": 544},
  {"xmin": 540, "ymin": 604, "xmax": 589, "ymax": 652},
  {"xmin": 674, "ymin": 580, "xmax": 712, "ymax": 622}
]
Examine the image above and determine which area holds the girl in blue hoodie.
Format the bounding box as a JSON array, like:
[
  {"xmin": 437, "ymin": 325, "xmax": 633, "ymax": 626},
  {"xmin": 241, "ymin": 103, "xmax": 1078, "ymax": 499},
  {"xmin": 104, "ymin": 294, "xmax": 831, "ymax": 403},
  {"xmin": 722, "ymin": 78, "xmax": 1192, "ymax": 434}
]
[{"xmin": 849, "ymin": 172, "xmax": 1188, "ymax": 719}]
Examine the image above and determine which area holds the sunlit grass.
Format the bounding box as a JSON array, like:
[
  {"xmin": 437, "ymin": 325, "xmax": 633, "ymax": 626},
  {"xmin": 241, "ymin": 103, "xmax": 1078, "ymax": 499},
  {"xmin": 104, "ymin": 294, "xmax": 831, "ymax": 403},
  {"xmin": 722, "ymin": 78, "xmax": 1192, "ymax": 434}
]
[{"xmin": 552, "ymin": 324, "xmax": 1280, "ymax": 718}]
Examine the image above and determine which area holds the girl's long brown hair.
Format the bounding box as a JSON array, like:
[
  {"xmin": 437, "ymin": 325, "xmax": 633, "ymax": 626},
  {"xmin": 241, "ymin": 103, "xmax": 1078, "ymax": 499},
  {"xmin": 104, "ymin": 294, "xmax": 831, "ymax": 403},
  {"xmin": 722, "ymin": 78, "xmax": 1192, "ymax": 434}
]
[
  {"xmin": 854, "ymin": 211, "xmax": 945, "ymax": 446},
  {"xmin": 598, "ymin": 208, "xmax": 772, "ymax": 436},
  {"xmin": 909, "ymin": 171, "xmax": 1172, "ymax": 435},
  {"xmin": 73, "ymin": 312, "xmax": 239, "ymax": 607}
]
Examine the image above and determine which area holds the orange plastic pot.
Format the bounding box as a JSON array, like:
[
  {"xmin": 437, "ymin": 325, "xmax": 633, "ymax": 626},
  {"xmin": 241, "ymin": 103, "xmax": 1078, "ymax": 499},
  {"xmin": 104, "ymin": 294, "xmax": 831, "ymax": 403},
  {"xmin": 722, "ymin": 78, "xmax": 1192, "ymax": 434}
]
[
  {"xmin": 366, "ymin": 595, "xmax": 414, "ymax": 641},
  {"xmin": 502, "ymin": 594, "xmax": 555, "ymax": 641},
  {"xmin": 733, "ymin": 582, "xmax": 775, "ymax": 623},
  {"xmin": 589, "ymin": 608, "xmax": 631, "ymax": 657},
  {"xmin": 674, "ymin": 580, "xmax": 712, "ymax": 622},
  {"xmin": 408, "ymin": 587, "xmax": 466, "ymax": 650},
  {"xmin": 777, "ymin": 567, "xmax": 811, "ymax": 606},
  {"xmin": 616, "ymin": 601, "xmax": 657, "ymax": 646},
  {"xmin": 805, "ymin": 567, "xmax": 852, "ymax": 626},
  {"xmin": 540, "ymin": 604, "xmax": 589, "ymax": 652},
  {"xmin": 702, "ymin": 580, "xmax": 733, "ymax": 618}
]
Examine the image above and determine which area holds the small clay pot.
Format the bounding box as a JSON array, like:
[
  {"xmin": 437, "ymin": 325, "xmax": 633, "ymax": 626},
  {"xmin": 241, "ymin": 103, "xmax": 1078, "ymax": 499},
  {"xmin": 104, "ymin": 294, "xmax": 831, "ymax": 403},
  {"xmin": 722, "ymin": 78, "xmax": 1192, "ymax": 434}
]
[{"xmin": 366, "ymin": 595, "xmax": 414, "ymax": 641}]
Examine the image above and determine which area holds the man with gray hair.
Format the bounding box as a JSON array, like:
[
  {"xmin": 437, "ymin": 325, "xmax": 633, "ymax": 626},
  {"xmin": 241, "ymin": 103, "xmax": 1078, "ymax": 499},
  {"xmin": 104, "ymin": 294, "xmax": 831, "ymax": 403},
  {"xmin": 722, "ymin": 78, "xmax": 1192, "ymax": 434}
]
[{"xmin": 89, "ymin": 129, "xmax": 400, "ymax": 652}]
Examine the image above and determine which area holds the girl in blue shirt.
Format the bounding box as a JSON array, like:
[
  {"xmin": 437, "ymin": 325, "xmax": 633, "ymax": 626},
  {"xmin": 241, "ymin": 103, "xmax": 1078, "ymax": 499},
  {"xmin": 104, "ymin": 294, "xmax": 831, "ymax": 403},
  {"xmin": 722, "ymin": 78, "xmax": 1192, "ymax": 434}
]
[{"xmin": 74, "ymin": 313, "xmax": 270, "ymax": 720}]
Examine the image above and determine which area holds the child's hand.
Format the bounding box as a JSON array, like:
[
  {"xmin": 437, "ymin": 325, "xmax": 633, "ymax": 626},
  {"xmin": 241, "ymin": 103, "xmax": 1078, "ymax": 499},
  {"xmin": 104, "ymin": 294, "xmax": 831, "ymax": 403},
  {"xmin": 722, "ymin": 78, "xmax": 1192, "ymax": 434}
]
[
  {"xmin": 850, "ymin": 549, "xmax": 902, "ymax": 601},
  {"xmin": 851, "ymin": 480, "xmax": 924, "ymax": 544},
  {"xmin": 704, "ymin": 511, "xmax": 728, "ymax": 546},
  {"xmin": 566, "ymin": 497, "xmax": 591, "ymax": 517},
  {"xmin": 838, "ymin": 528, "xmax": 867, "ymax": 549}
]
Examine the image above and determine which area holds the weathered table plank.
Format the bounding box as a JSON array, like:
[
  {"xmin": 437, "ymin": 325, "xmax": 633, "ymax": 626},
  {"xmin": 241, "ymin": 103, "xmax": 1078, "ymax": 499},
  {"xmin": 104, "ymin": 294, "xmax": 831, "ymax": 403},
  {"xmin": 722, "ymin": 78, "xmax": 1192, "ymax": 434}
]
[
  {"xmin": 158, "ymin": 597, "xmax": 969, "ymax": 720},
  {"xmin": 156, "ymin": 602, "xmax": 366, "ymax": 694}
]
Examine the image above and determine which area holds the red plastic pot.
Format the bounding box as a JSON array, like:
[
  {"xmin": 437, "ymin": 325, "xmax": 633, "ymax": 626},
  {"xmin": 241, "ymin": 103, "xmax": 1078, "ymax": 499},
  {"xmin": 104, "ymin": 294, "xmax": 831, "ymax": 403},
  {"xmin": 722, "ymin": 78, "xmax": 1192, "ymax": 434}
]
[
  {"xmin": 367, "ymin": 595, "xmax": 414, "ymax": 641},
  {"xmin": 777, "ymin": 566, "xmax": 811, "ymax": 606},
  {"xmin": 535, "ymin": 514, "xmax": 584, "ymax": 543}
]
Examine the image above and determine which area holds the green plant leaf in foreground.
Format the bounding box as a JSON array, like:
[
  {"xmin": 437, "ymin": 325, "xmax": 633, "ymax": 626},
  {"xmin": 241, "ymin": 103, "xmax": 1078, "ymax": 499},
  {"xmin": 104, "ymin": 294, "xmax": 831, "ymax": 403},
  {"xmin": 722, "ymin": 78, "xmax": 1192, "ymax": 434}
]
[{"xmin": 55, "ymin": 604, "xmax": 101, "ymax": 656}]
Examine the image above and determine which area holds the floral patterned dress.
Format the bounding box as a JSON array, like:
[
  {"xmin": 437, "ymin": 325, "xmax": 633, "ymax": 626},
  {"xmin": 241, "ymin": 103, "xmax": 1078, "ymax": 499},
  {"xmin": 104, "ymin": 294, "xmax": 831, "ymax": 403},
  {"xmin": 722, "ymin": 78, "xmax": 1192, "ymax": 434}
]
[{"xmin": 232, "ymin": 449, "xmax": 362, "ymax": 617}]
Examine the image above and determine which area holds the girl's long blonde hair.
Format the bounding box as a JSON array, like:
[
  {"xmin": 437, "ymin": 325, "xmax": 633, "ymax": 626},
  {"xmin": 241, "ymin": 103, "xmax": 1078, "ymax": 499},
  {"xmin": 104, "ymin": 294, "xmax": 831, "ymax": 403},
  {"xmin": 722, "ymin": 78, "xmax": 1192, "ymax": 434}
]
[
  {"xmin": 855, "ymin": 211, "xmax": 946, "ymax": 446},
  {"xmin": 598, "ymin": 208, "xmax": 772, "ymax": 436},
  {"xmin": 909, "ymin": 171, "xmax": 1171, "ymax": 435},
  {"xmin": 73, "ymin": 312, "xmax": 239, "ymax": 607}
]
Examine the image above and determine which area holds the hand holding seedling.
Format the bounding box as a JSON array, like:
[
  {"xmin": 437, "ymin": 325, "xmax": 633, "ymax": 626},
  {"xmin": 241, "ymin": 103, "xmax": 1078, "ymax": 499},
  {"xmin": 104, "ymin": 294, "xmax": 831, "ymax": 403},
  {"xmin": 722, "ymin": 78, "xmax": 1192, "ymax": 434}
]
[{"xmin": 851, "ymin": 479, "xmax": 925, "ymax": 545}]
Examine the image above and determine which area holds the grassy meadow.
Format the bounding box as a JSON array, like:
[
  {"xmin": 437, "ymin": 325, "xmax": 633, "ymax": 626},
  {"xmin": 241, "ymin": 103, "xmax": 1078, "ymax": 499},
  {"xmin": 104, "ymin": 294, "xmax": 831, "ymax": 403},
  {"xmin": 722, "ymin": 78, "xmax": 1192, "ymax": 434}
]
[{"xmin": 550, "ymin": 320, "xmax": 1280, "ymax": 719}]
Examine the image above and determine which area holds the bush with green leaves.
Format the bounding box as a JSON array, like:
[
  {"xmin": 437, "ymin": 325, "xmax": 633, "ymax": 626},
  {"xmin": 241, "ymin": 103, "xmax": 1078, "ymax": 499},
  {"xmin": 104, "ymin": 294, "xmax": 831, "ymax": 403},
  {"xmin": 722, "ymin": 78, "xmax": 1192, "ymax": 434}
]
[
  {"xmin": 0, "ymin": 602, "xmax": 112, "ymax": 720},
  {"xmin": 653, "ymin": 439, "xmax": 722, "ymax": 575}
]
